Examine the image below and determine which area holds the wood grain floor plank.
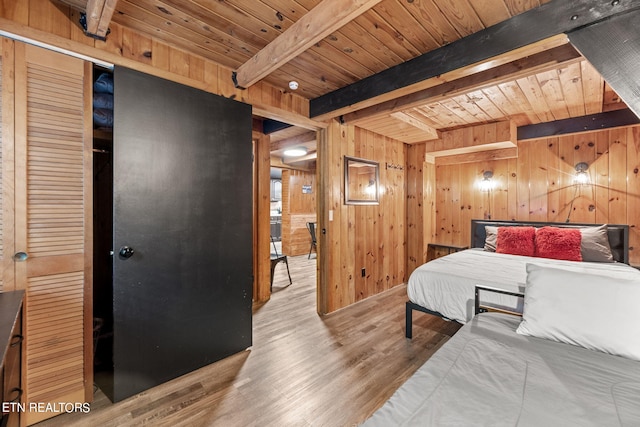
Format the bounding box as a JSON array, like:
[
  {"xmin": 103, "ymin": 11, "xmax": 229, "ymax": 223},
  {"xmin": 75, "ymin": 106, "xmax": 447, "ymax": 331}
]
[{"xmin": 35, "ymin": 254, "xmax": 460, "ymax": 426}]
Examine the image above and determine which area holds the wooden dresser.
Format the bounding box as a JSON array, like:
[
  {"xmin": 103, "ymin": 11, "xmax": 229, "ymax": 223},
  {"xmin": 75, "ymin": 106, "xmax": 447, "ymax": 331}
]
[{"xmin": 0, "ymin": 291, "xmax": 24, "ymax": 427}]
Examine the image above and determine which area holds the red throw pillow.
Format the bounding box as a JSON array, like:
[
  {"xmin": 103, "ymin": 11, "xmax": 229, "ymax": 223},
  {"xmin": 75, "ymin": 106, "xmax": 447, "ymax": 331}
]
[
  {"xmin": 535, "ymin": 226, "xmax": 582, "ymax": 261},
  {"xmin": 496, "ymin": 226, "xmax": 536, "ymax": 257}
]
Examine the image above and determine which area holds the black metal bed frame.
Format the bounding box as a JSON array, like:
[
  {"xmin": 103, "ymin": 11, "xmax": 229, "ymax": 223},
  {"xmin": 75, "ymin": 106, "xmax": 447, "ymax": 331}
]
[
  {"xmin": 405, "ymin": 301, "xmax": 448, "ymax": 339},
  {"xmin": 474, "ymin": 285, "xmax": 524, "ymax": 317},
  {"xmin": 405, "ymin": 219, "xmax": 630, "ymax": 339}
]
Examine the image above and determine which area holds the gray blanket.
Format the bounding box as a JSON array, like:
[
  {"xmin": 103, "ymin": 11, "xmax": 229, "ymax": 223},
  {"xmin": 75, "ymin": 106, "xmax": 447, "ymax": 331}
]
[{"xmin": 363, "ymin": 313, "xmax": 640, "ymax": 426}]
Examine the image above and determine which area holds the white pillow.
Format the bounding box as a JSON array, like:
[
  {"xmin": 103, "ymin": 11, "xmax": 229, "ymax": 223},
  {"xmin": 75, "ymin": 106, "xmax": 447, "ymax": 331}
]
[{"xmin": 517, "ymin": 263, "xmax": 640, "ymax": 361}]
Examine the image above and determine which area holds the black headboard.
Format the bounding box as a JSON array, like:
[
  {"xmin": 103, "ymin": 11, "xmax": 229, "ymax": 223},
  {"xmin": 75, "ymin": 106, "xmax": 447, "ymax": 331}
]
[{"xmin": 470, "ymin": 219, "xmax": 629, "ymax": 265}]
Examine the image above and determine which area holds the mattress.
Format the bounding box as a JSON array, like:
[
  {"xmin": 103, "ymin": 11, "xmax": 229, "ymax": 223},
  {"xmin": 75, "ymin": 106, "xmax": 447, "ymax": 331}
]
[
  {"xmin": 362, "ymin": 312, "xmax": 640, "ymax": 426},
  {"xmin": 407, "ymin": 249, "xmax": 640, "ymax": 323}
]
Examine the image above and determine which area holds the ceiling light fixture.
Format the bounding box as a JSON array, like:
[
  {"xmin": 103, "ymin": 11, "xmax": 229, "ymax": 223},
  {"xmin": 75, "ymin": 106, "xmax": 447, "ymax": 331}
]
[
  {"xmin": 288, "ymin": 81, "xmax": 299, "ymax": 90},
  {"xmin": 283, "ymin": 147, "xmax": 307, "ymax": 157}
]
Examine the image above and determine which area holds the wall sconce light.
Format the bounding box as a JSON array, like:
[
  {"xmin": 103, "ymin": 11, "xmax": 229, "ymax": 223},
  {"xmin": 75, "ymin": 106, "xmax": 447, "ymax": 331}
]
[
  {"xmin": 566, "ymin": 162, "xmax": 591, "ymax": 223},
  {"xmin": 480, "ymin": 170, "xmax": 494, "ymax": 192},
  {"xmin": 480, "ymin": 170, "xmax": 494, "ymax": 219},
  {"xmin": 574, "ymin": 162, "xmax": 589, "ymax": 184}
]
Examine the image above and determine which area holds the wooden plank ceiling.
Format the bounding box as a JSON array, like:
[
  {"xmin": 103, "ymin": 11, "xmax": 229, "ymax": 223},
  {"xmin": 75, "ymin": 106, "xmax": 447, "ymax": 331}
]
[
  {"xmin": 103, "ymin": 0, "xmax": 556, "ymax": 98},
  {"xmin": 55, "ymin": 0, "xmax": 633, "ymax": 155}
]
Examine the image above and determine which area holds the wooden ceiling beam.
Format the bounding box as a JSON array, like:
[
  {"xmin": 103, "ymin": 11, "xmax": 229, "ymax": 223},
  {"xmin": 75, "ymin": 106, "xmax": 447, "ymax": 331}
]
[
  {"xmin": 311, "ymin": 0, "xmax": 640, "ymax": 119},
  {"xmin": 54, "ymin": 0, "xmax": 118, "ymax": 40},
  {"xmin": 55, "ymin": 0, "xmax": 86, "ymax": 9},
  {"xmin": 233, "ymin": 0, "xmax": 383, "ymax": 89},
  {"xmin": 85, "ymin": 0, "xmax": 118, "ymax": 39},
  {"xmin": 424, "ymin": 120, "xmax": 516, "ymax": 158},
  {"xmin": 263, "ymin": 119, "xmax": 292, "ymax": 135},
  {"xmin": 324, "ymin": 35, "xmax": 572, "ymax": 122},
  {"xmin": 252, "ymin": 105, "xmax": 326, "ymax": 131},
  {"xmin": 389, "ymin": 112, "xmax": 440, "ymax": 140},
  {"xmin": 270, "ymin": 131, "xmax": 317, "ymax": 151},
  {"xmin": 342, "ymin": 43, "xmax": 582, "ymax": 125},
  {"xmin": 432, "ymin": 147, "xmax": 518, "ymax": 166},
  {"xmin": 517, "ymin": 108, "xmax": 640, "ymax": 141},
  {"xmin": 270, "ymin": 156, "xmax": 314, "ymax": 171}
]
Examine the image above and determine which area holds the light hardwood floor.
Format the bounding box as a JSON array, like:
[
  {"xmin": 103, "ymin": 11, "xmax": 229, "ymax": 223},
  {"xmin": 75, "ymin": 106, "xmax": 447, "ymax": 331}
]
[{"xmin": 36, "ymin": 254, "xmax": 460, "ymax": 427}]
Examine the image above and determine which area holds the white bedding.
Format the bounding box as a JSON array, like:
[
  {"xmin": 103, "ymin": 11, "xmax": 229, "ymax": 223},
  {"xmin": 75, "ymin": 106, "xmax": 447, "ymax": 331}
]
[
  {"xmin": 363, "ymin": 313, "xmax": 640, "ymax": 426},
  {"xmin": 407, "ymin": 249, "xmax": 640, "ymax": 323}
]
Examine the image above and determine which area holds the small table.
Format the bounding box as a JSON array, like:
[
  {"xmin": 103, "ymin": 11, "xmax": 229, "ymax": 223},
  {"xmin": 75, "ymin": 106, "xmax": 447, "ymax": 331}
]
[{"xmin": 426, "ymin": 243, "xmax": 468, "ymax": 262}]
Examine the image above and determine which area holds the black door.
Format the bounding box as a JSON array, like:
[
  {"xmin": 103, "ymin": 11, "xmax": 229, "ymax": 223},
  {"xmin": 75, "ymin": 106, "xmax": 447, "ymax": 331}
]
[{"xmin": 110, "ymin": 67, "xmax": 252, "ymax": 402}]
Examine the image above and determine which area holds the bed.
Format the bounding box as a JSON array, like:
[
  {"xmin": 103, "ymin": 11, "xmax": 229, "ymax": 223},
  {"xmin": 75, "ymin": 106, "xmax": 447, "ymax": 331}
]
[
  {"xmin": 364, "ymin": 263, "xmax": 640, "ymax": 426},
  {"xmin": 364, "ymin": 312, "xmax": 640, "ymax": 426},
  {"xmin": 406, "ymin": 220, "xmax": 635, "ymax": 337}
]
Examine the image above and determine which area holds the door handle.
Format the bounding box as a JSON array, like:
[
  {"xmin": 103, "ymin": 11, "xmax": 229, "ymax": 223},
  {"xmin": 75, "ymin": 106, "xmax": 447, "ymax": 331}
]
[
  {"xmin": 14, "ymin": 252, "xmax": 28, "ymax": 261},
  {"xmin": 118, "ymin": 246, "xmax": 135, "ymax": 259}
]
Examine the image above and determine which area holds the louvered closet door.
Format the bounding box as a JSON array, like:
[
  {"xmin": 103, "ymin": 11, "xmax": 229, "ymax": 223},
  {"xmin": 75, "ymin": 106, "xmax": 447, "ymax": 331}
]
[
  {"xmin": 0, "ymin": 38, "xmax": 16, "ymax": 294},
  {"xmin": 14, "ymin": 42, "xmax": 92, "ymax": 426}
]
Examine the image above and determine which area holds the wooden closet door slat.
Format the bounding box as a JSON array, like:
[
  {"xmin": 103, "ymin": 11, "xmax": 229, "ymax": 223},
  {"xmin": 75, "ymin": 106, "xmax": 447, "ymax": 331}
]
[{"xmin": 14, "ymin": 42, "xmax": 92, "ymax": 426}]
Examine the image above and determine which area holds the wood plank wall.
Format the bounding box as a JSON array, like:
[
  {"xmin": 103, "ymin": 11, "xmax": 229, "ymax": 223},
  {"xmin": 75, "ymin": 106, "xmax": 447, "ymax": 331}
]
[
  {"xmin": 431, "ymin": 125, "xmax": 640, "ymax": 267},
  {"xmin": 318, "ymin": 121, "xmax": 406, "ymax": 314},
  {"xmin": 253, "ymin": 134, "xmax": 271, "ymax": 303},
  {"xmin": 281, "ymin": 169, "xmax": 316, "ymax": 256},
  {"xmin": 406, "ymin": 143, "xmax": 435, "ymax": 275},
  {"xmin": 0, "ymin": 0, "xmax": 313, "ymax": 305}
]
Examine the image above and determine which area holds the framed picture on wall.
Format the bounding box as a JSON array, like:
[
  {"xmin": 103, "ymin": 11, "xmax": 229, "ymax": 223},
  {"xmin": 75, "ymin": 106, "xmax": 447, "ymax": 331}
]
[{"xmin": 344, "ymin": 156, "xmax": 380, "ymax": 205}]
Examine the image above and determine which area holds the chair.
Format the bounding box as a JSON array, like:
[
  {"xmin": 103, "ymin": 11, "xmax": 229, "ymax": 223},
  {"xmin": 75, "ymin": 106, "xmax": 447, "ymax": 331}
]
[
  {"xmin": 307, "ymin": 222, "xmax": 317, "ymax": 259},
  {"xmin": 270, "ymin": 236, "xmax": 291, "ymax": 291}
]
